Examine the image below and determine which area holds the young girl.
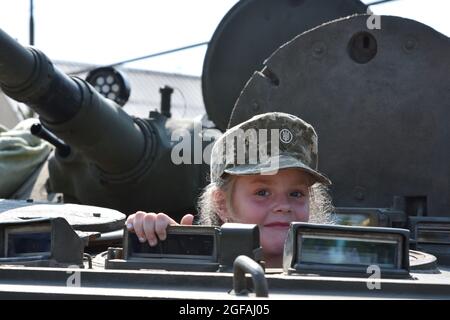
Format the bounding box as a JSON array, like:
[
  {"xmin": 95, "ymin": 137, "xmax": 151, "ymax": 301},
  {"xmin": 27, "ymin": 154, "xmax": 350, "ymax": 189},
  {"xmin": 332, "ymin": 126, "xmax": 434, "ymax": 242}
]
[{"xmin": 126, "ymin": 112, "xmax": 334, "ymax": 268}]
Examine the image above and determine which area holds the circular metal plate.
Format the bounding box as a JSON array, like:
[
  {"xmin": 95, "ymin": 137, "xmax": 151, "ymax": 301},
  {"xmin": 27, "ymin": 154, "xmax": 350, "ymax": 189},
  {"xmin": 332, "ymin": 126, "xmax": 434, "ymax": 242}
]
[
  {"xmin": 229, "ymin": 15, "xmax": 450, "ymax": 214},
  {"xmin": 202, "ymin": 0, "xmax": 367, "ymax": 130},
  {"xmin": 0, "ymin": 199, "xmax": 125, "ymax": 232},
  {"xmin": 410, "ymin": 250, "xmax": 438, "ymax": 272}
]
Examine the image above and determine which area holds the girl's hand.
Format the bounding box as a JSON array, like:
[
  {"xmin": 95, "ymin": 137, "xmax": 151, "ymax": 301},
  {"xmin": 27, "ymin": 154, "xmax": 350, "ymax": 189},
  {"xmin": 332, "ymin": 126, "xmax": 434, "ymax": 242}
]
[{"xmin": 125, "ymin": 212, "xmax": 194, "ymax": 246}]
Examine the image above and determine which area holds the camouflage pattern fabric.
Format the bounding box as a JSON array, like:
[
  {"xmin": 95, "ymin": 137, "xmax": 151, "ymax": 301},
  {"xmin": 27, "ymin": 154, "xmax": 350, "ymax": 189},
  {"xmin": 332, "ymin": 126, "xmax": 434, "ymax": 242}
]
[
  {"xmin": 0, "ymin": 119, "xmax": 52, "ymax": 197},
  {"xmin": 210, "ymin": 112, "xmax": 331, "ymax": 185}
]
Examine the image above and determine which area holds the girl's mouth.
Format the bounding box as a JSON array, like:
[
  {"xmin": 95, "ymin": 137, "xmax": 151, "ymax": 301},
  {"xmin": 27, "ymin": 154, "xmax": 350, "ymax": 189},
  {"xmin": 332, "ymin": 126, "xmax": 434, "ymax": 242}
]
[{"xmin": 264, "ymin": 222, "xmax": 291, "ymax": 228}]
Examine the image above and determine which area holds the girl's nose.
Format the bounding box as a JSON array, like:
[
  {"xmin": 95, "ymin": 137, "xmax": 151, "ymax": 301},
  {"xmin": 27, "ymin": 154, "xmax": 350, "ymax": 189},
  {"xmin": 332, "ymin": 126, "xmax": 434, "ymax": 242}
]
[{"xmin": 273, "ymin": 194, "xmax": 292, "ymax": 214}]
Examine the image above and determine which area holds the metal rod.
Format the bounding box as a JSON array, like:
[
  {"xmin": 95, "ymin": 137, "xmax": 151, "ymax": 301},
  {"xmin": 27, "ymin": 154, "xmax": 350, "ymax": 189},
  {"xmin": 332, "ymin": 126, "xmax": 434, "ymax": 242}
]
[
  {"xmin": 31, "ymin": 123, "xmax": 71, "ymax": 158},
  {"xmin": 367, "ymin": 0, "xmax": 400, "ymax": 6},
  {"xmin": 29, "ymin": 0, "xmax": 34, "ymax": 45}
]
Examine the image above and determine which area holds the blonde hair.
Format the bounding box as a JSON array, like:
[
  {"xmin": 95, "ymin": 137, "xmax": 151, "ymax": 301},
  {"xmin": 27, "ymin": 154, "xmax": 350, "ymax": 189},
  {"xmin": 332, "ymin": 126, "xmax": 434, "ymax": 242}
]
[{"xmin": 197, "ymin": 174, "xmax": 335, "ymax": 226}]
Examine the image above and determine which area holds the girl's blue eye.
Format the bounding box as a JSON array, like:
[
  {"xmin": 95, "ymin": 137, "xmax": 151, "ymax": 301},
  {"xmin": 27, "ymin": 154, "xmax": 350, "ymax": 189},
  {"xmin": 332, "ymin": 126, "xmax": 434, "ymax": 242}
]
[
  {"xmin": 290, "ymin": 191, "xmax": 304, "ymax": 198},
  {"xmin": 256, "ymin": 190, "xmax": 269, "ymax": 197}
]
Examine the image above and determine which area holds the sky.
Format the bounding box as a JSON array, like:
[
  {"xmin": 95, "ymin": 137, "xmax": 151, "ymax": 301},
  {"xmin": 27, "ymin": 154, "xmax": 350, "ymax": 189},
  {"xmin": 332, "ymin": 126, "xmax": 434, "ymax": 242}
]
[{"xmin": 0, "ymin": 0, "xmax": 449, "ymax": 76}]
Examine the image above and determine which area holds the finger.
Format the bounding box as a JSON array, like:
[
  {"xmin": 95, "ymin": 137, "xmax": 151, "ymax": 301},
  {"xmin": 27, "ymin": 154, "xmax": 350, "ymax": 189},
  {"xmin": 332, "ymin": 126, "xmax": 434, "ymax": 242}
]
[
  {"xmin": 125, "ymin": 213, "xmax": 136, "ymax": 231},
  {"xmin": 180, "ymin": 214, "xmax": 194, "ymax": 225},
  {"xmin": 155, "ymin": 213, "xmax": 176, "ymax": 241},
  {"xmin": 132, "ymin": 212, "xmax": 147, "ymax": 243},
  {"xmin": 126, "ymin": 211, "xmax": 147, "ymax": 231},
  {"xmin": 143, "ymin": 213, "xmax": 157, "ymax": 246}
]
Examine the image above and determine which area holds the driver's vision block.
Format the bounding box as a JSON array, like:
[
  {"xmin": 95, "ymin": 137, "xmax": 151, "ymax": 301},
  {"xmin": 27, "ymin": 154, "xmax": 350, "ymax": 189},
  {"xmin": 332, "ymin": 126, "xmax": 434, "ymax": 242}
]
[{"xmin": 283, "ymin": 223, "xmax": 410, "ymax": 278}]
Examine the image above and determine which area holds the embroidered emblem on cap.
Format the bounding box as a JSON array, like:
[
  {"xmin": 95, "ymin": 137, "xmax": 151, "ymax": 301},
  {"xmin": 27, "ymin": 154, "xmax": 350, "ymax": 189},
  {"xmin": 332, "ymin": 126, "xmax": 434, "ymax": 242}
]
[{"xmin": 280, "ymin": 129, "xmax": 293, "ymax": 144}]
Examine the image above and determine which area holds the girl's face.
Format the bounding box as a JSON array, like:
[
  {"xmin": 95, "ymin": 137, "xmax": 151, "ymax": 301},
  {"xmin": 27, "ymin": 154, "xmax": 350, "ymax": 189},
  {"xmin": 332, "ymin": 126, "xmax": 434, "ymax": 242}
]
[{"xmin": 222, "ymin": 168, "xmax": 311, "ymax": 267}]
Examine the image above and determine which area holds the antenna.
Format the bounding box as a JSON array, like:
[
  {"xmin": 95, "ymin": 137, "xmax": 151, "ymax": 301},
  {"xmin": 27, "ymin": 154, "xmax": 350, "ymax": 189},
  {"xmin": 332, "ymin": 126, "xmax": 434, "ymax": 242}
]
[
  {"xmin": 29, "ymin": 0, "xmax": 34, "ymax": 45},
  {"xmin": 367, "ymin": 0, "xmax": 400, "ymax": 6}
]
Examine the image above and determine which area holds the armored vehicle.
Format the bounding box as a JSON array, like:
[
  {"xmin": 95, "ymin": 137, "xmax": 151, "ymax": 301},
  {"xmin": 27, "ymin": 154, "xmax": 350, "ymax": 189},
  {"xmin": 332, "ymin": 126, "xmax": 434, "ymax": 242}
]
[{"xmin": 0, "ymin": 0, "xmax": 449, "ymax": 300}]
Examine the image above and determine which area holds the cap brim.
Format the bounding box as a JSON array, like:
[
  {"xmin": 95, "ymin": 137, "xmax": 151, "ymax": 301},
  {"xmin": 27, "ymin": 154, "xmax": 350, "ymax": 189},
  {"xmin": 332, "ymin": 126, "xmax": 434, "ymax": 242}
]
[{"xmin": 224, "ymin": 155, "xmax": 331, "ymax": 185}]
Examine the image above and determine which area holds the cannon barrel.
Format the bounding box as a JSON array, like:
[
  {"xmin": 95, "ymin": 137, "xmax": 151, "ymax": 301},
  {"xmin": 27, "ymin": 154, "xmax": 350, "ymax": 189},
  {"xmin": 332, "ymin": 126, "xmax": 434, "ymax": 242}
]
[{"xmin": 0, "ymin": 28, "xmax": 146, "ymax": 174}]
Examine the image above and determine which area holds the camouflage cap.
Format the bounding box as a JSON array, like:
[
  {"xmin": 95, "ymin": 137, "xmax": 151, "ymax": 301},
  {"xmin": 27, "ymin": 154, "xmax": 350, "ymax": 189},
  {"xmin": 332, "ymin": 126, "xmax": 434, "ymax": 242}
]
[{"xmin": 210, "ymin": 112, "xmax": 331, "ymax": 185}]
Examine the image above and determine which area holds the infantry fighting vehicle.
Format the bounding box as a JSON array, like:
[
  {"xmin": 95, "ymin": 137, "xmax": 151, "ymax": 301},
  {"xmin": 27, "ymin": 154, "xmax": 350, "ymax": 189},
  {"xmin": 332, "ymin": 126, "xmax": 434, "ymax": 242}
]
[{"xmin": 0, "ymin": 0, "xmax": 449, "ymax": 300}]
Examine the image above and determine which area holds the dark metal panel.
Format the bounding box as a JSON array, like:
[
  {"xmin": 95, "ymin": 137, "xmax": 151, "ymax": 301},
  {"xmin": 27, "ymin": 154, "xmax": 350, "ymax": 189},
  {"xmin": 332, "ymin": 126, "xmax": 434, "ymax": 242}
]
[{"xmin": 229, "ymin": 15, "xmax": 450, "ymax": 216}]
